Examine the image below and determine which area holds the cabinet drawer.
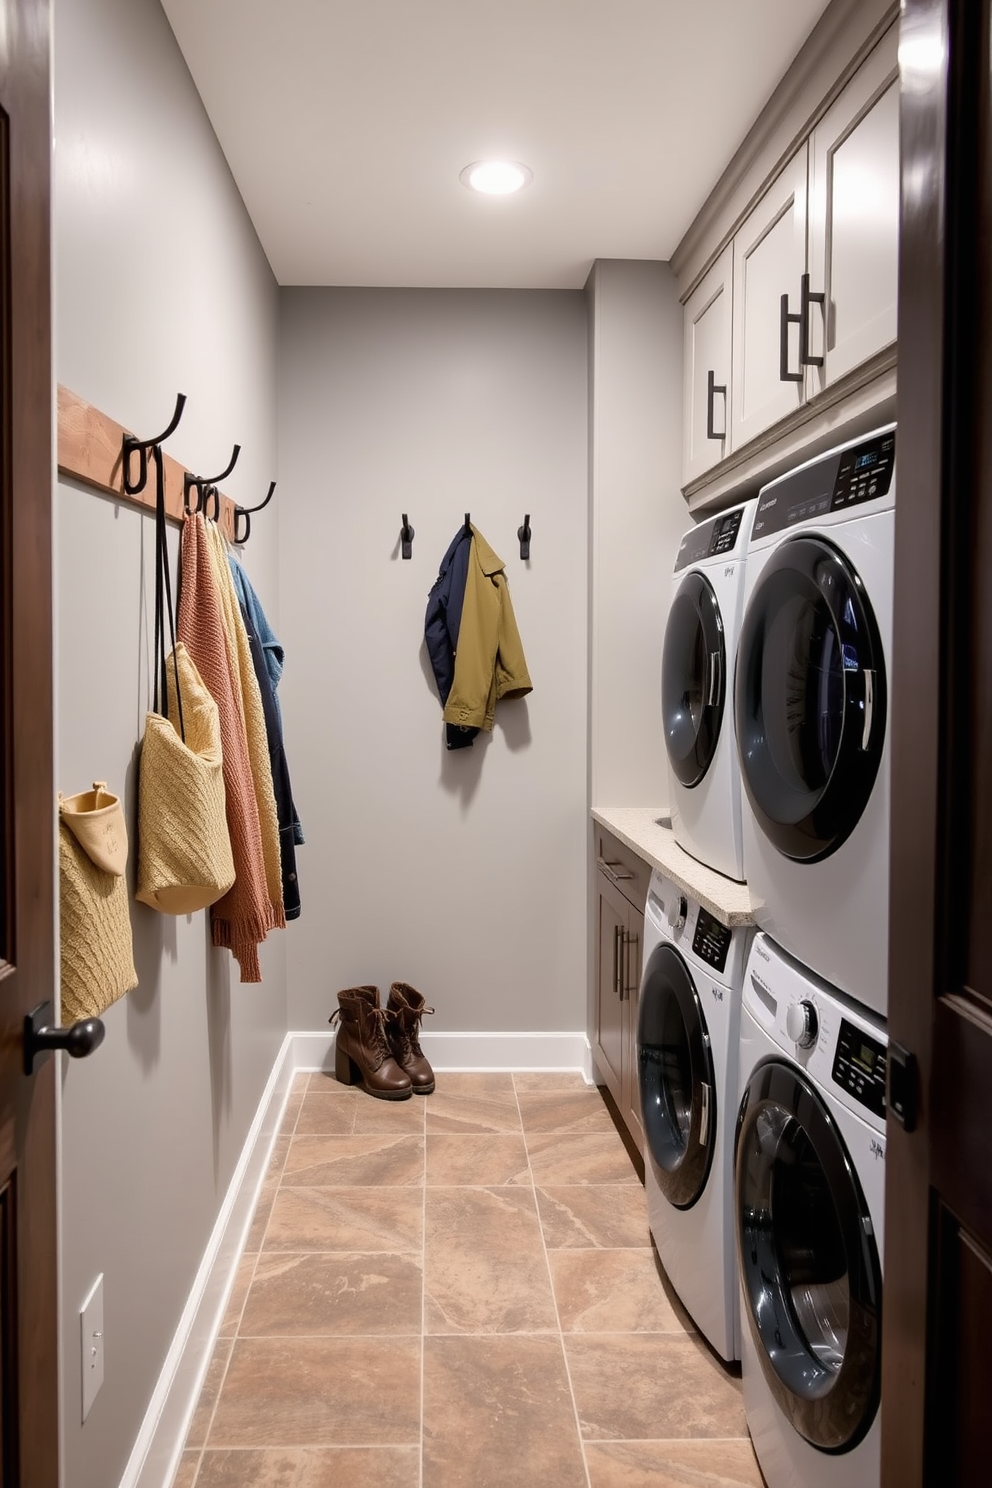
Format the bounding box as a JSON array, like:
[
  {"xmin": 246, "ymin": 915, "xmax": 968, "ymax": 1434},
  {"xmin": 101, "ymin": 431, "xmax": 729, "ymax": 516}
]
[{"xmin": 595, "ymin": 827, "xmax": 651, "ymax": 912}]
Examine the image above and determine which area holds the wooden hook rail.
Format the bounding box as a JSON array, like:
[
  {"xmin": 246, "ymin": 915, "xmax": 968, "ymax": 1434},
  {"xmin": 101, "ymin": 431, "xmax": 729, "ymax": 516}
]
[{"xmin": 57, "ymin": 385, "xmax": 236, "ymax": 537}]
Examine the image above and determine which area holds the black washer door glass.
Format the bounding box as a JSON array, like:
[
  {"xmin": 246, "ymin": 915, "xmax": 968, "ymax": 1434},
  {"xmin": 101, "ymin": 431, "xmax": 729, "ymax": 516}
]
[
  {"xmin": 734, "ymin": 536, "xmax": 886, "ymax": 861},
  {"xmin": 735, "ymin": 1060, "xmax": 882, "ymax": 1453},
  {"xmin": 662, "ymin": 572, "xmax": 726, "ymax": 788},
  {"xmin": 637, "ymin": 943, "xmax": 715, "ymax": 1210}
]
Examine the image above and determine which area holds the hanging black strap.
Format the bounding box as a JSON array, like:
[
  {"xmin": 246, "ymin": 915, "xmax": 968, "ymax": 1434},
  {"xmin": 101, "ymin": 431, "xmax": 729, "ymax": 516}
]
[{"xmin": 151, "ymin": 443, "xmax": 185, "ymax": 742}]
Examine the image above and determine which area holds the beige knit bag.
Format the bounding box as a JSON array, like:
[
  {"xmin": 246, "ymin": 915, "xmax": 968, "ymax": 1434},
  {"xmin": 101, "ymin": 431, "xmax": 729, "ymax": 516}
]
[
  {"xmin": 59, "ymin": 781, "xmax": 128, "ymax": 874},
  {"xmin": 135, "ymin": 447, "xmax": 235, "ymax": 915},
  {"xmin": 59, "ymin": 815, "xmax": 137, "ymax": 1023}
]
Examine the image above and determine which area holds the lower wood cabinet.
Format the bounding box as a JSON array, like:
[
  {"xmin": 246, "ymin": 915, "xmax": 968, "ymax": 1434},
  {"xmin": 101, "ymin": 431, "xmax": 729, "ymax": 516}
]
[{"xmin": 592, "ymin": 827, "xmax": 650, "ymax": 1152}]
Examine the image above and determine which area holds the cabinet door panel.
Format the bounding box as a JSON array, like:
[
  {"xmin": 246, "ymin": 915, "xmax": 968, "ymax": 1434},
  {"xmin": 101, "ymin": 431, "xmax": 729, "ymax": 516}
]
[
  {"xmin": 595, "ymin": 873, "xmax": 627, "ymax": 1108},
  {"xmin": 808, "ymin": 25, "xmax": 899, "ymax": 391},
  {"xmin": 683, "ymin": 246, "xmax": 733, "ymax": 485},
  {"xmin": 730, "ymin": 150, "xmax": 808, "ymax": 453}
]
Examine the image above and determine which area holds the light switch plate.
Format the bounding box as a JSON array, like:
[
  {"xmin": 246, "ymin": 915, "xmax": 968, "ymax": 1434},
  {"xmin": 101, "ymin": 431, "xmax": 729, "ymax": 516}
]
[{"xmin": 80, "ymin": 1274, "xmax": 104, "ymax": 1422}]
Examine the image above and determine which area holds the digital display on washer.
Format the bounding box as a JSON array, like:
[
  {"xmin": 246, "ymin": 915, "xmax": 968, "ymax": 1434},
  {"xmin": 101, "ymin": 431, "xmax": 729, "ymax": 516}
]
[
  {"xmin": 751, "ymin": 429, "xmax": 896, "ymax": 540},
  {"xmin": 673, "ymin": 506, "xmax": 745, "ymax": 572},
  {"xmin": 691, "ymin": 907, "xmax": 731, "ymax": 973},
  {"xmin": 831, "ymin": 1017, "xmax": 887, "ymax": 1119}
]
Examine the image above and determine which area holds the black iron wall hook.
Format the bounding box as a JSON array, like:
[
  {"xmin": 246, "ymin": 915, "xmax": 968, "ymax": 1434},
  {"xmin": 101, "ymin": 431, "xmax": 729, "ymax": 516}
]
[
  {"xmin": 400, "ymin": 513, "xmax": 415, "ymax": 559},
  {"xmin": 232, "ymin": 479, "xmax": 276, "ymax": 544},
  {"xmin": 184, "ymin": 443, "xmax": 241, "ymax": 519},
  {"xmin": 517, "ymin": 514, "xmax": 531, "ymax": 560},
  {"xmin": 463, "ymin": 513, "xmax": 472, "ymax": 535},
  {"xmin": 122, "ymin": 393, "xmax": 187, "ymax": 495}
]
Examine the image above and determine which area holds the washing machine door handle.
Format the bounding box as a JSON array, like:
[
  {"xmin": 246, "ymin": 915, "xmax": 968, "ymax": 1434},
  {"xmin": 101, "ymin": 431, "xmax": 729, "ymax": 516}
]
[{"xmin": 698, "ymin": 1081, "xmax": 711, "ymax": 1147}]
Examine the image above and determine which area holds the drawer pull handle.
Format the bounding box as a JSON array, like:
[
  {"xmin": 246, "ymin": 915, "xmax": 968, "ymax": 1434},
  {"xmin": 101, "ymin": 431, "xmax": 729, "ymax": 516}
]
[
  {"xmin": 612, "ymin": 924, "xmax": 622, "ymax": 997},
  {"xmin": 598, "ymin": 857, "xmax": 633, "ymax": 885}
]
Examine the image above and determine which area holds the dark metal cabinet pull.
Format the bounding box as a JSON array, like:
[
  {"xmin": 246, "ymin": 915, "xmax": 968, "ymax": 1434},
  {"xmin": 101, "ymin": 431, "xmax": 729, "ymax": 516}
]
[
  {"xmin": 705, "ymin": 369, "xmax": 727, "ymax": 440},
  {"xmin": 612, "ymin": 924, "xmax": 622, "ymax": 997},
  {"xmin": 779, "ymin": 291, "xmax": 804, "ymax": 382},
  {"xmin": 800, "ymin": 272, "xmax": 825, "ymax": 368},
  {"xmin": 622, "ymin": 930, "xmax": 638, "ymax": 998},
  {"xmin": 597, "ymin": 857, "xmax": 633, "ymax": 886}
]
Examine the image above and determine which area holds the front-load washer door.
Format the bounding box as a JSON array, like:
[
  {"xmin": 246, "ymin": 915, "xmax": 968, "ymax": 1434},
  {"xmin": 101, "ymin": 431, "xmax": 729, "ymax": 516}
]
[
  {"xmin": 734, "ymin": 535, "xmax": 886, "ymax": 861},
  {"xmin": 662, "ymin": 572, "xmax": 726, "ymax": 789},
  {"xmin": 637, "ymin": 943, "xmax": 716, "ymax": 1210},
  {"xmin": 735, "ymin": 1059, "xmax": 882, "ymax": 1453}
]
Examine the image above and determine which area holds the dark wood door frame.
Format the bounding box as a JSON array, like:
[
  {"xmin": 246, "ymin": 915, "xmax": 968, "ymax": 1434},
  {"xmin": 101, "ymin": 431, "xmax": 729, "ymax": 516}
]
[
  {"xmin": 884, "ymin": 0, "xmax": 992, "ymax": 1482},
  {"xmin": 0, "ymin": 0, "xmax": 57, "ymax": 1483}
]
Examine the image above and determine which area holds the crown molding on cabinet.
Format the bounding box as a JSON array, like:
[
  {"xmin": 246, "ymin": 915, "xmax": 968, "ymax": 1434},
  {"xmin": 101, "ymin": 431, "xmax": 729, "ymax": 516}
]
[
  {"xmin": 671, "ymin": 0, "xmax": 900, "ymax": 300},
  {"xmin": 684, "ymin": 348, "xmax": 897, "ymax": 515}
]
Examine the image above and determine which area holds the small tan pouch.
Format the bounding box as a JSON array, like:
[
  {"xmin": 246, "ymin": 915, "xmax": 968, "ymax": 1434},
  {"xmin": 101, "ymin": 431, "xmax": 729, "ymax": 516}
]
[{"xmin": 58, "ymin": 781, "xmax": 128, "ymax": 876}]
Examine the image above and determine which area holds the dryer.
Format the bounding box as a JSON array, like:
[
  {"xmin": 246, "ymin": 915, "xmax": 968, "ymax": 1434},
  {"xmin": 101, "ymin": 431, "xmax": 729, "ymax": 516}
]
[
  {"xmin": 662, "ymin": 499, "xmax": 757, "ymax": 882},
  {"xmin": 734, "ymin": 426, "xmax": 895, "ymax": 1016},
  {"xmin": 735, "ymin": 933, "xmax": 886, "ymax": 1488},
  {"xmin": 636, "ymin": 869, "xmax": 753, "ymax": 1361}
]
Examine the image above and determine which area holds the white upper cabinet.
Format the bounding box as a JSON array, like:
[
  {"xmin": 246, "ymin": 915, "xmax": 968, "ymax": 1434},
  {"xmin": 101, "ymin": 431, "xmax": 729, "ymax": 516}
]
[
  {"xmin": 678, "ymin": 17, "xmax": 900, "ymax": 493},
  {"xmin": 730, "ymin": 151, "xmax": 809, "ymax": 453},
  {"xmin": 807, "ymin": 25, "xmax": 899, "ymax": 391},
  {"xmin": 682, "ymin": 246, "xmax": 733, "ymax": 485}
]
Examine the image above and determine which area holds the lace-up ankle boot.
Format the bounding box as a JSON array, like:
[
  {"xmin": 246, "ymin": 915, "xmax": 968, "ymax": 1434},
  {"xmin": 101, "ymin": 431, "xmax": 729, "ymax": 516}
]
[
  {"xmin": 331, "ymin": 986, "xmax": 413, "ymax": 1099},
  {"xmin": 386, "ymin": 982, "xmax": 435, "ymax": 1094}
]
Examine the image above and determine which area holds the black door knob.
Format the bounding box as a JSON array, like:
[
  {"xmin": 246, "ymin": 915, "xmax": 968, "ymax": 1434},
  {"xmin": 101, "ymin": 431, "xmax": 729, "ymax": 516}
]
[{"xmin": 23, "ymin": 1000, "xmax": 106, "ymax": 1075}]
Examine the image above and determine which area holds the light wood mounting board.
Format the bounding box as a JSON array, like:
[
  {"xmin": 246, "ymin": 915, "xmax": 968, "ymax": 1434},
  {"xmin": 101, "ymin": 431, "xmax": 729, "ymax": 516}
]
[{"xmin": 56, "ymin": 384, "xmax": 236, "ymax": 536}]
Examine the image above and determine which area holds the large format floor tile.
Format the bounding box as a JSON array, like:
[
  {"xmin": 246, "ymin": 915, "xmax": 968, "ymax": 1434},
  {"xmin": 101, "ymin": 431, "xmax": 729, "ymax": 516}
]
[
  {"xmin": 284, "ymin": 1133, "xmax": 425, "ymax": 1187},
  {"xmin": 535, "ymin": 1185, "xmax": 652, "ymax": 1249},
  {"xmin": 207, "ymin": 1337, "xmax": 421, "ymax": 1447},
  {"xmin": 263, "ymin": 1186, "xmax": 424, "ymax": 1253},
  {"xmin": 423, "ymin": 1335, "xmax": 587, "ymax": 1488},
  {"xmin": 549, "ymin": 1248, "xmax": 690, "ymax": 1333},
  {"xmin": 424, "ymin": 1187, "xmax": 558, "ymax": 1333},
  {"xmin": 240, "ymin": 1252, "xmax": 422, "ymax": 1336},
  {"xmin": 565, "ymin": 1333, "xmax": 748, "ymax": 1441}
]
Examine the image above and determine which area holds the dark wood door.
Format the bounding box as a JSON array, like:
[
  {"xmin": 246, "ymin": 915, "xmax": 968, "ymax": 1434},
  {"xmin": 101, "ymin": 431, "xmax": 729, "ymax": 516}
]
[
  {"xmin": 0, "ymin": 0, "xmax": 57, "ymax": 1484},
  {"xmin": 883, "ymin": 0, "xmax": 992, "ymax": 1482}
]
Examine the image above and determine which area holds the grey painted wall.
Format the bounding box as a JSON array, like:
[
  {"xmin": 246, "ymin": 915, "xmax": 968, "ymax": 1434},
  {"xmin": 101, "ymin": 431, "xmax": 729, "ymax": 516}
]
[
  {"xmin": 277, "ymin": 289, "xmax": 589, "ymax": 1035},
  {"xmin": 587, "ymin": 259, "xmax": 686, "ymax": 808},
  {"xmin": 53, "ymin": 1, "xmax": 284, "ymax": 1484}
]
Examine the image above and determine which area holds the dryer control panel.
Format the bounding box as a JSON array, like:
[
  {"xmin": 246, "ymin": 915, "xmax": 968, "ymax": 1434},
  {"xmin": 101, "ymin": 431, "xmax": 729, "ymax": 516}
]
[
  {"xmin": 674, "ymin": 505, "xmax": 746, "ymax": 572},
  {"xmin": 691, "ymin": 906, "xmax": 731, "ymax": 973},
  {"xmin": 832, "ymin": 1018, "xmax": 887, "ymax": 1119},
  {"xmin": 752, "ymin": 428, "xmax": 896, "ymax": 540}
]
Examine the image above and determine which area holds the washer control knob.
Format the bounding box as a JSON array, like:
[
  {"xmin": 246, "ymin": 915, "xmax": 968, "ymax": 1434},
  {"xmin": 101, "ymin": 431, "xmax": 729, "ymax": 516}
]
[
  {"xmin": 667, "ymin": 893, "xmax": 688, "ymax": 933},
  {"xmin": 786, "ymin": 999, "xmax": 819, "ymax": 1050}
]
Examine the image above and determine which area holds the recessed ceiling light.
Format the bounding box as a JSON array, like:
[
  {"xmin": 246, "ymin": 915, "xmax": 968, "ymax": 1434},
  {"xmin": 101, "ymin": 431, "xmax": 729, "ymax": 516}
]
[{"xmin": 460, "ymin": 160, "xmax": 533, "ymax": 196}]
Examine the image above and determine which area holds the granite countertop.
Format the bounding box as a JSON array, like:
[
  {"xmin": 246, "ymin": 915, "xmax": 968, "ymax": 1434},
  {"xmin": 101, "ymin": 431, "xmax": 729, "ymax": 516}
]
[{"xmin": 591, "ymin": 806, "xmax": 755, "ymax": 928}]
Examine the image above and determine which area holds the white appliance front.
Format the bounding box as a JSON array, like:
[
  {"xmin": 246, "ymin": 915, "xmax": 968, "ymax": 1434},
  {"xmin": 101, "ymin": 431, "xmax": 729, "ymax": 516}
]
[
  {"xmin": 663, "ymin": 499, "xmax": 756, "ymax": 882},
  {"xmin": 735, "ymin": 426, "xmax": 895, "ymax": 1016},
  {"xmin": 636, "ymin": 869, "xmax": 753, "ymax": 1361},
  {"xmin": 736, "ymin": 934, "xmax": 886, "ymax": 1488}
]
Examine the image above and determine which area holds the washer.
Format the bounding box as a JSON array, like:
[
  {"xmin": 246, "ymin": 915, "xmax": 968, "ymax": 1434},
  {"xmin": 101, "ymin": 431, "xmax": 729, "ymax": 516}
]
[
  {"xmin": 636, "ymin": 869, "xmax": 754, "ymax": 1362},
  {"xmin": 662, "ymin": 498, "xmax": 757, "ymax": 882},
  {"xmin": 734, "ymin": 426, "xmax": 895, "ymax": 1016},
  {"xmin": 735, "ymin": 933, "xmax": 886, "ymax": 1488}
]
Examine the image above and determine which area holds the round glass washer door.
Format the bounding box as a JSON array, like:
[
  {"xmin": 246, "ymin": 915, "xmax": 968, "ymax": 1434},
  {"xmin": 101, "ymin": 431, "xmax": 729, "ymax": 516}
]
[
  {"xmin": 662, "ymin": 571, "xmax": 726, "ymax": 789},
  {"xmin": 734, "ymin": 535, "xmax": 886, "ymax": 862},
  {"xmin": 735, "ymin": 1059, "xmax": 882, "ymax": 1453},
  {"xmin": 637, "ymin": 943, "xmax": 716, "ymax": 1210}
]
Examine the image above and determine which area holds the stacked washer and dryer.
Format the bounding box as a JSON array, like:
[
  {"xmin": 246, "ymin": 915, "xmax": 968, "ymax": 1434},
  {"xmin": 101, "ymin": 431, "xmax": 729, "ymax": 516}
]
[{"xmin": 642, "ymin": 427, "xmax": 896, "ymax": 1488}]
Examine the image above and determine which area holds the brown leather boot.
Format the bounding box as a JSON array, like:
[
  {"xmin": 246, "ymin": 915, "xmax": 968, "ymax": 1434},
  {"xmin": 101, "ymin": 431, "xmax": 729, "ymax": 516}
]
[
  {"xmin": 330, "ymin": 986, "xmax": 413, "ymax": 1099},
  {"xmin": 386, "ymin": 982, "xmax": 435, "ymax": 1094}
]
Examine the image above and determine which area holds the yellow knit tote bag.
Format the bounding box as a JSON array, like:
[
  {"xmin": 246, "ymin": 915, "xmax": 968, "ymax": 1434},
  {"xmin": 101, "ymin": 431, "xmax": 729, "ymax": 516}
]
[{"xmin": 134, "ymin": 443, "xmax": 235, "ymax": 914}]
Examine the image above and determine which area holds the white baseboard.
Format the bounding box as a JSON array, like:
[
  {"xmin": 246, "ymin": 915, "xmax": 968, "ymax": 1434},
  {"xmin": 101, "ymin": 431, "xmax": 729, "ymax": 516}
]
[
  {"xmin": 118, "ymin": 1027, "xmax": 592, "ymax": 1488},
  {"xmin": 294, "ymin": 1028, "xmax": 594, "ymax": 1081}
]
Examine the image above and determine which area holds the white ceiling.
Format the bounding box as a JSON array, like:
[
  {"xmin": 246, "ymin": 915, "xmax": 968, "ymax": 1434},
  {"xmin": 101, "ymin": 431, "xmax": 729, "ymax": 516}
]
[{"xmin": 160, "ymin": 0, "xmax": 832, "ymax": 290}]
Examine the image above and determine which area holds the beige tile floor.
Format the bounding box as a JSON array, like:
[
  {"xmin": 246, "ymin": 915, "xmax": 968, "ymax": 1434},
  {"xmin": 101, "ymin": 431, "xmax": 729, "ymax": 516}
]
[{"xmin": 171, "ymin": 1071, "xmax": 763, "ymax": 1488}]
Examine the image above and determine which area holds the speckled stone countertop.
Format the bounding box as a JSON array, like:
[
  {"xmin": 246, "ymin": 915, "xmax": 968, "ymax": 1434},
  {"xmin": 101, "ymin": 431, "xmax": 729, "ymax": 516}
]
[{"xmin": 592, "ymin": 806, "xmax": 755, "ymax": 928}]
